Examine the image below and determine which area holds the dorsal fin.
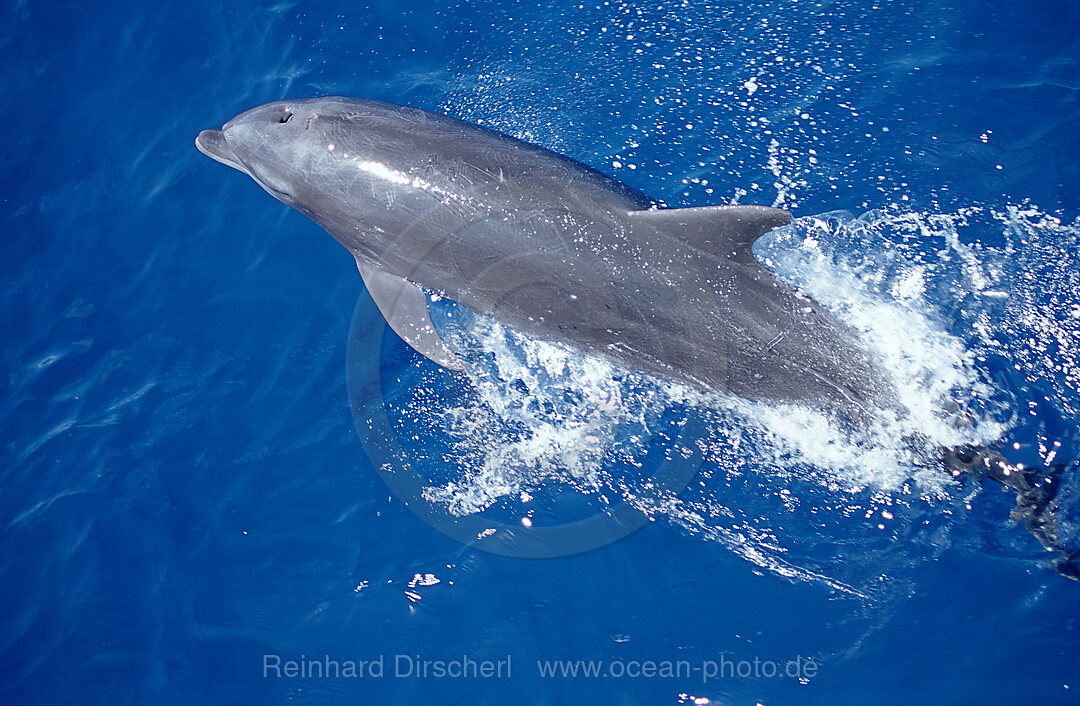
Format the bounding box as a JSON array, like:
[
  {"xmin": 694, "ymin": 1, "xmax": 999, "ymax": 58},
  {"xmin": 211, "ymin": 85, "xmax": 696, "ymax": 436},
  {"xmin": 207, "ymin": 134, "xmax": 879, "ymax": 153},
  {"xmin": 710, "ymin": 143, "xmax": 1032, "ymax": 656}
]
[
  {"xmin": 356, "ymin": 259, "xmax": 465, "ymax": 371},
  {"xmin": 626, "ymin": 205, "xmax": 791, "ymax": 266}
]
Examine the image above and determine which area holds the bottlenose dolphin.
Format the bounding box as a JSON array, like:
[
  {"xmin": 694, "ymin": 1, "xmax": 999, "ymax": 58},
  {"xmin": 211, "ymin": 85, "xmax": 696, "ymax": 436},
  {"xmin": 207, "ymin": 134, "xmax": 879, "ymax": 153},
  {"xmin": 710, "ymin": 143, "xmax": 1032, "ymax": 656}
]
[
  {"xmin": 196, "ymin": 97, "xmax": 1076, "ymax": 578},
  {"xmin": 196, "ymin": 97, "xmax": 896, "ymax": 425}
]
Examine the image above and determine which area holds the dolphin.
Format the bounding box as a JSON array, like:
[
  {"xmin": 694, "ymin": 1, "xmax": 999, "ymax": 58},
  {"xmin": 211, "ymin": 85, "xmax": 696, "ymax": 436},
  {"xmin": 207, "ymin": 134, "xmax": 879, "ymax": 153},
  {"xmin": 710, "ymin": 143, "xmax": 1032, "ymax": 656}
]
[
  {"xmin": 196, "ymin": 97, "xmax": 898, "ymax": 427},
  {"xmin": 196, "ymin": 97, "xmax": 1076, "ymax": 578}
]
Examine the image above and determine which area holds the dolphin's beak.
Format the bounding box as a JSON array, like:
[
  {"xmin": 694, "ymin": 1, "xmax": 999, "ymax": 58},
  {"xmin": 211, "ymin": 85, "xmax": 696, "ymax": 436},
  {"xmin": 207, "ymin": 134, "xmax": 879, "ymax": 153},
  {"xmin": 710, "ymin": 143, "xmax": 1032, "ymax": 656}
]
[{"xmin": 196, "ymin": 129, "xmax": 248, "ymax": 174}]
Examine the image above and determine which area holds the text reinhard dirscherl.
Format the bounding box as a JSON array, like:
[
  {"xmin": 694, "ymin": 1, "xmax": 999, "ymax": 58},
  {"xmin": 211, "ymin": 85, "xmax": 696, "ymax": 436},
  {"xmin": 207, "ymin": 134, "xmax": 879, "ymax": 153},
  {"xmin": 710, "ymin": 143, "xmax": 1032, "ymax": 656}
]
[
  {"xmin": 262, "ymin": 654, "xmax": 820, "ymax": 684},
  {"xmin": 263, "ymin": 654, "xmax": 511, "ymax": 680}
]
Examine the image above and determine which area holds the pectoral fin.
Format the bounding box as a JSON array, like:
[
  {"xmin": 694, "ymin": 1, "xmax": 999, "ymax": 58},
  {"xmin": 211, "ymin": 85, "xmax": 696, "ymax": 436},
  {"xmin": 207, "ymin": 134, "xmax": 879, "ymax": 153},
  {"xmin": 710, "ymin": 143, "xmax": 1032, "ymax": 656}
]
[{"xmin": 356, "ymin": 260, "xmax": 465, "ymax": 371}]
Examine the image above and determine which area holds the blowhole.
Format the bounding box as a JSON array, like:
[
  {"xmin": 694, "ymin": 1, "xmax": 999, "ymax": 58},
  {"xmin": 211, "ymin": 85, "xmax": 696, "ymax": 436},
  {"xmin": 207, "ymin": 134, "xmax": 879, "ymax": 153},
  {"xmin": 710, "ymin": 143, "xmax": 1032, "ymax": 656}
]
[{"xmin": 279, "ymin": 110, "xmax": 294, "ymax": 124}]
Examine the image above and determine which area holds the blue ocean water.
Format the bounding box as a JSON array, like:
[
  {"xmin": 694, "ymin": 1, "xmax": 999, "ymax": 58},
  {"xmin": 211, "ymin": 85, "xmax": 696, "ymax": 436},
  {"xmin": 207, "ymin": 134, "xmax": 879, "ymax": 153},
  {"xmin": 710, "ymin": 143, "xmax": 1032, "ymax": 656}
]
[{"xmin": 3, "ymin": 0, "xmax": 1080, "ymax": 703}]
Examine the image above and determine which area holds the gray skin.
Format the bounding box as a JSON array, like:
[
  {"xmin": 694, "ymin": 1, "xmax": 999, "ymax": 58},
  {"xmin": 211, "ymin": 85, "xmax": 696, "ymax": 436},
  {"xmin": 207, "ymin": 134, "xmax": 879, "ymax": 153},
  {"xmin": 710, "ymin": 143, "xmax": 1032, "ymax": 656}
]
[
  {"xmin": 197, "ymin": 97, "xmax": 1077, "ymax": 579},
  {"xmin": 197, "ymin": 97, "xmax": 899, "ymax": 429}
]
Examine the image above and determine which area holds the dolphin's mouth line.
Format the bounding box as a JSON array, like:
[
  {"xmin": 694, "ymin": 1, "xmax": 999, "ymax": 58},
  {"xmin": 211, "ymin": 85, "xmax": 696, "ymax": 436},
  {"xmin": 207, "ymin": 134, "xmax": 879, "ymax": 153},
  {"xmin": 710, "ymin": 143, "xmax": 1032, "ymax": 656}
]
[
  {"xmin": 196, "ymin": 128, "xmax": 295, "ymax": 202},
  {"xmin": 195, "ymin": 129, "xmax": 249, "ymax": 175}
]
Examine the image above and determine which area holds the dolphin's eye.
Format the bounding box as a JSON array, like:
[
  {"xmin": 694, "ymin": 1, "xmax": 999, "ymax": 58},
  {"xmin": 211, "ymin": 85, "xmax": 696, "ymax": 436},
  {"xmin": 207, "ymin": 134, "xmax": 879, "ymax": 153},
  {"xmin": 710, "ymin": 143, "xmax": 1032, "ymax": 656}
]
[{"xmin": 278, "ymin": 110, "xmax": 294, "ymax": 124}]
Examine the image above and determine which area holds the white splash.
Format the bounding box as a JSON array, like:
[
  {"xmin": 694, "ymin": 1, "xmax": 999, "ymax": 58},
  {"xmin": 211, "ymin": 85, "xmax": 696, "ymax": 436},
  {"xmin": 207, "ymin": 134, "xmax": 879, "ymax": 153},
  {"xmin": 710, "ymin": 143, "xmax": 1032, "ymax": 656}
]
[{"xmin": 391, "ymin": 204, "xmax": 1078, "ymax": 594}]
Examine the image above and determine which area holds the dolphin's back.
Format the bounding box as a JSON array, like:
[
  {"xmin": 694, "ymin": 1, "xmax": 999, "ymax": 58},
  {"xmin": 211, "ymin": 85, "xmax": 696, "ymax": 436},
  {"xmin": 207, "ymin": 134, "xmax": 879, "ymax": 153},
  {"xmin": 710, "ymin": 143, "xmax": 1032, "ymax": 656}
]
[{"xmin": 317, "ymin": 98, "xmax": 654, "ymax": 212}]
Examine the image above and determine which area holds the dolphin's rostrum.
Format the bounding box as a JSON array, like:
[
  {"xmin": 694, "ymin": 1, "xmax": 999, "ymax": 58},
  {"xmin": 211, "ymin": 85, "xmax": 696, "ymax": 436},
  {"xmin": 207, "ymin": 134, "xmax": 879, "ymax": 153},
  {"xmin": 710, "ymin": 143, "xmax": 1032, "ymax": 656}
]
[{"xmin": 197, "ymin": 97, "xmax": 1076, "ymax": 578}]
